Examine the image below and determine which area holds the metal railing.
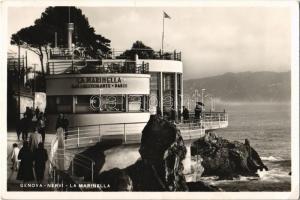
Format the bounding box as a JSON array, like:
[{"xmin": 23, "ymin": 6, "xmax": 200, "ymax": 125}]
[
  {"xmin": 49, "ymin": 135, "xmax": 96, "ymax": 184},
  {"xmin": 64, "ymin": 121, "xmax": 148, "ymax": 148},
  {"xmin": 48, "ymin": 111, "xmax": 227, "ymax": 185},
  {"xmin": 115, "ymin": 50, "xmax": 182, "ymax": 61},
  {"xmin": 49, "ymin": 48, "xmax": 181, "ymax": 61},
  {"xmin": 185, "ymin": 111, "xmax": 228, "ymax": 122},
  {"xmin": 47, "ymin": 60, "xmax": 149, "ymax": 75},
  {"xmin": 63, "ymin": 112, "xmax": 228, "ymax": 149}
]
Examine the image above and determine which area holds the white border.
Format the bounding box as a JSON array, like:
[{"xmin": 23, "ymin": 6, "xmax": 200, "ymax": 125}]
[{"xmin": 1, "ymin": 0, "xmax": 299, "ymax": 199}]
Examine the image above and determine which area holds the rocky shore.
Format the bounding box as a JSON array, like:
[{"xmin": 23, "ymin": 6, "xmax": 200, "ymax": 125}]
[
  {"xmin": 71, "ymin": 115, "xmax": 267, "ymax": 191},
  {"xmin": 191, "ymin": 132, "xmax": 268, "ymax": 179}
]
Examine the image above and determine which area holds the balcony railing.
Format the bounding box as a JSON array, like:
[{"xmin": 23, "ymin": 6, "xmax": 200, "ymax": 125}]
[
  {"xmin": 49, "ymin": 48, "xmax": 182, "ymax": 61},
  {"xmin": 47, "ymin": 60, "xmax": 149, "ymax": 75},
  {"xmin": 186, "ymin": 111, "xmax": 228, "ymax": 122}
]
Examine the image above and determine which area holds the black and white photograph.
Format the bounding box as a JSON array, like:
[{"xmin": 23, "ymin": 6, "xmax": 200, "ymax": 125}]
[{"xmin": 1, "ymin": 0, "xmax": 299, "ymax": 199}]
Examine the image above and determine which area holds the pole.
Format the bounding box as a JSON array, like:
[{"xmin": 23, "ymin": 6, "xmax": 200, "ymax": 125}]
[
  {"xmin": 161, "ymin": 13, "xmax": 165, "ymax": 54},
  {"xmin": 17, "ymin": 45, "xmax": 21, "ymax": 120},
  {"xmin": 33, "ymin": 64, "xmax": 37, "ymax": 109},
  {"xmin": 201, "ymin": 90, "xmax": 204, "ymax": 107},
  {"xmin": 55, "ymin": 32, "xmax": 57, "ymax": 48},
  {"xmin": 25, "ymin": 51, "xmax": 28, "ymax": 83},
  {"xmin": 77, "ymin": 127, "xmax": 80, "ymax": 147},
  {"xmin": 99, "ymin": 88, "xmax": 103, "ymax": 112},
  {"xmin": 210, "ymin": 96, "xmax": 213, "ymax": 111}
]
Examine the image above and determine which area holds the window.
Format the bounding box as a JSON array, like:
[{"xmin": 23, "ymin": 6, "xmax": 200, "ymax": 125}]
[
  {"xmin": 128, "ymin": 95, "xmax": 149, "ymax": 112},
  {"xmin": 150, "ymin": 72, "xmax": 159, "ymax": 90},
  {"xmin": 101, "ymin": 95, "xmax": 125, "ymax": 112},
  {"xmin": 48, "ymin": 96, "xmax": 72, "ymax": 113},
  {"xmin": 163, "ymin": 73, "xmax": 174, "ymax": 91},
  {"xmin": 46, "ymin": 96, "xmax": 57, "ymax": 113},
  {"xmin": 75, "ymin": 95, "xmax": 97, "ymax": 113}
]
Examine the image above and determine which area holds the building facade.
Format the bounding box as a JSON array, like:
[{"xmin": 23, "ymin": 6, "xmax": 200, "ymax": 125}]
[{"xmin": 46, "ymin": 52, "xmax": 183, "ymax": 131}]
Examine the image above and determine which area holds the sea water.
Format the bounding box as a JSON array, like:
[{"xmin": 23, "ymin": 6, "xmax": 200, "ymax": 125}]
[{"xmin": 204, "ymin": 102, "xmax": 291, "ymax": 191}]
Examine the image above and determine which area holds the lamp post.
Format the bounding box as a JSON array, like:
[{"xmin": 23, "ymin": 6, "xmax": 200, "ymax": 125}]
[
  {"xmin": 99, "ymin": 88, "xmax": 103, "ymax": 112},
  {"xmin": 201, "ymin": 89, "xmax": 206, "ymax": 110},
  {"xmin": 33, "ymin": 63, "xmax": 37, "ymax": 109},
  {"xmin": 17, "ymin": 44, "xmax": 21, "ymax": 120},
  {"xmin": 193, "ymin": 89, "xmax": 199, "ymax": 103}
]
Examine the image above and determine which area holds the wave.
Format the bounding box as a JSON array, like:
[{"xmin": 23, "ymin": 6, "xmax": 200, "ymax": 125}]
[
  {"xmin": 198, "ymin": 168, "xmax": 290, "ymax": 185},
  {"xmin": 257, "ymin": 168, "xmax": 290, "ymax": 182},
  {"xmin": 261, "ymin": 156, "xmax": 284, "ymax": 161}
]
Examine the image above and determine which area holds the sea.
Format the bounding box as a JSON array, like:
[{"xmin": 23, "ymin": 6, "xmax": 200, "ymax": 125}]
[{"xmin": 201, "ymin": 102, "xmax": 291, "ymax": 191}]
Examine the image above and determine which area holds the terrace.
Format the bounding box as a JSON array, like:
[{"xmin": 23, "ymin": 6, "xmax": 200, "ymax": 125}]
[
  {"xmin": 47, "ymin": 60, "xmax": 149, "ymax": 75},
  {"xmin": 49, "ymin": 48, "xmax": 182, "ymax": 61}
]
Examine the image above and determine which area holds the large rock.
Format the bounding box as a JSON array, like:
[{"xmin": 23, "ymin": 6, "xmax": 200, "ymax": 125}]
[
  {"xmin": 95, "ymin": 115, "xmax": 219, "ymax": 191},
  {"xmin": 191, "ymin": 132, "xmax": 268, "ymax": 179}
]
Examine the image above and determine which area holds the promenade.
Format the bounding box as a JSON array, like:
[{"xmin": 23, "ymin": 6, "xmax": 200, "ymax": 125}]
[{"xmin": 6, "ymin": 130, "xmax": 56, "ymax": 191}]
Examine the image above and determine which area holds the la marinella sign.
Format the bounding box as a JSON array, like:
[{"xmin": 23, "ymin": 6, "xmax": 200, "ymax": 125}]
[{"xmin": 72, "ymin": 77, "xmax": 127, "ymax": 89}]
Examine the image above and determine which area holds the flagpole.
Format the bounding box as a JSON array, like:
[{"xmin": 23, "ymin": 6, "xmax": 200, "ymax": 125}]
[{"xmin": 162, "ymin": 13, "xmax": 165, "ymax": 54}]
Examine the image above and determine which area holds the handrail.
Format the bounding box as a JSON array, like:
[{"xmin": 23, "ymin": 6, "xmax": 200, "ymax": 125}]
[
  {"xmin": 47, "ymin": 59, "xmax": 149, "ymax": 75},
  {"xmin": 49, "ymin": 130, "xmax": 96, "ymax": 183},
  {"xmin": 68, "ymin": 121, "xmax": 148, "ymax": 129},
  {"xmin": 49, "ymin": 112, "xmax": 227, "ymax": 185},
  {"xmin": 49, "ymin": 47, "xmax": 181, "ymax": 61}
]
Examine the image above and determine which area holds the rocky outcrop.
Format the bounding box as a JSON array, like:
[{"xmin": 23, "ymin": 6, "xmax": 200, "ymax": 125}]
[
  {"xmin": 191, "ymin": 132, "xmax": 268, "ymax": 179},
  {"xmin": 94, "ymin": 115, "xmax": 220, "ymax": 191}
]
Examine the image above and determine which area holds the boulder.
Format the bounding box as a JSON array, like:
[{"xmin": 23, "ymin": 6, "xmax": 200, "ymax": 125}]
[
  {"xmin": 95, "ymin": 115, "xmax": 220, "ymax": 191},
  {"xmin": 191, "ymin": 132, "xmax": 268, "ymax": 179}
]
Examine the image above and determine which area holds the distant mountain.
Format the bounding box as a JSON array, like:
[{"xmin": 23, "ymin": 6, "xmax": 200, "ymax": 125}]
[{"xmin": 183, "ymin": 71, "xmax": 291, "ymax": 102}]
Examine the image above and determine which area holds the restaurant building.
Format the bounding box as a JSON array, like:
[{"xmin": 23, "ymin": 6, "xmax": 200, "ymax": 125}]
[{"xmin": 46, "ymin": 46, "xmax": 183, "ymax": 131}]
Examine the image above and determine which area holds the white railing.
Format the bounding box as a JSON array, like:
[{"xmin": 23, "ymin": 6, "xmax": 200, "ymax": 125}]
[
  {"xmin": 48, "ymin": 112, "xmax": 228, "ymax": 185},
  {"xmin": 64, "ymin": 122, "xmax": 148, "ymax": 149},
  {"xmin": 49, "ymin": 132, "xmax": 96, "ymax": 184}
]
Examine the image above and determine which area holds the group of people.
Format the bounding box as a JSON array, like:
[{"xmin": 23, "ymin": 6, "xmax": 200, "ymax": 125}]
[
  {"xmin": 10, "ymin": 111, "xmax": 70, "ymax": 184},
  {"xmin": 11, "ymin": 106, "xmax": 49, "ymax": 183},
  {"xmin": 156, "ymin": 102, "xmax": 204, "ymax": 123},
  {"xmin": 10, "ymin": 141, "xmax": 48, "ymax": 183},
  {"xmin": 182, "ymin": 103, "xmax": 203, "ymax": 123},
  {"xmin": 16, "ymin": 106, "xmax": 46, "ymax": 143}
]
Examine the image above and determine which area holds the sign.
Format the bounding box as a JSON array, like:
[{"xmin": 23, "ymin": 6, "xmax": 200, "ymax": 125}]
[{"xmin": 72, "ymin": 77, "xmax": 127, "ymax": 89}]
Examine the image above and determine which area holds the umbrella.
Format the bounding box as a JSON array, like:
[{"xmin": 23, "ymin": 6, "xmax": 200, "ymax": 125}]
[{"xmin": 197, "ymin": 102, "xmax": 205, "ymax": 106}]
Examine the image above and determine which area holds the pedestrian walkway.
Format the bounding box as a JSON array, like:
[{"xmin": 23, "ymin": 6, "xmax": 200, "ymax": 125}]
[{"xmin": 7, "ymin": 130, "xmax": 56, "ymax": 191}]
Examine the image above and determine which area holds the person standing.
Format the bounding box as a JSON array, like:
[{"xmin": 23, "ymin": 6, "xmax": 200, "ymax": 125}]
[
  {"xmin": 21, "ymin": 114, "xmax": 30, "ymax": 141},
  {"xmin": 10, "ymin": 143, "xmax": 20, "ymax": 171},
  {"xmin": 37, "ymin": 113, "xmax": 46, "ymax": 143},
  {"xmin": 17, "ymin": 141, "xmax": 34, "ymax": 182},
  {"xmin": 16, "ymin": 119, "xmax": 22, "ymax": 141},
  {"xmin": 29, "ymin": 128, "xmax": 42, "ymax": 152},
  {"xmin": 35, "ymin": 106, "xmax": 40, "ymax": 119},
  {"xmin": 56, "ymin": 114, "xmax": 69, "ymax": 140},
  {"xmin": 169, "ymin": 107, "xmax": 176, "ymax": 123},
  {"xmin": 34, "ymin": 142, "xmax": 48, "ymax": 183},
  {"xmin": 182, "ymin": 106, "xmax": 189, "ymax": 123},
  {"xmin": 25, "ymin": 107, "xmax": 34, "ymax": 121},
  {"xmin": 194, "ymin": 103, "xmax": 202, "ymax": 122}
]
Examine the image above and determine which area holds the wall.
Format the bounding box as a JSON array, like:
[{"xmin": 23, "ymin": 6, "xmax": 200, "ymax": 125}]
[
  {"xmin": 137, "ymin": 59, "xmax": 183, "ymax": 73},
  {"xmin": 46, "ymin": 112, "xmax": 150, "ymax": 131},
  {"xmin": 46, "ymin": 74, "xmax": 150, "ymax": 96}
]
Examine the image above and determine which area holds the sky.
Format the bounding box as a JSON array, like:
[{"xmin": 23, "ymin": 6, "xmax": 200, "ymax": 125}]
[{"xmin": 7, "ymin": 6, "xmax": 291, "ymax": 80}]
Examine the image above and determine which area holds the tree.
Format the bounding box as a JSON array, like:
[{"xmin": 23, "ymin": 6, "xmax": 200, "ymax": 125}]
[
  {"xmin": 11, "ymin": 6, "xmax": 111, "ymax": 75},
  {"xmin": 118, "ymin": 41, "xmax": 156, "ymax": 60}
]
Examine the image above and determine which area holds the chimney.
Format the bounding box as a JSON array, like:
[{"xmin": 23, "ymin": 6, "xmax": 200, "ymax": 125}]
[{"xmin": 67, "ymin": 23, "xmax": 74, "ymax": 50}]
